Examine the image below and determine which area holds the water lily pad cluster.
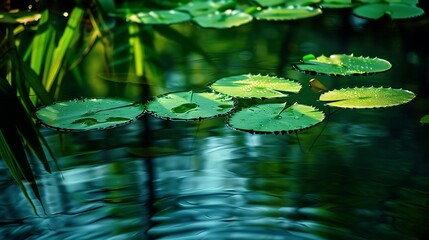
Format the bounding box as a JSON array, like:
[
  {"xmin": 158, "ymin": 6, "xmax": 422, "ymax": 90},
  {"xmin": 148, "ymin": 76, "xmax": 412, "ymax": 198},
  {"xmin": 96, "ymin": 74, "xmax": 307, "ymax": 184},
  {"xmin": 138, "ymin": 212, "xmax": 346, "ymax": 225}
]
[
  {"xmin": 293, "ymin": 53, "xmax": 416, "ymax": 109},
  {"xmin": 34, "ymin": 54, "xmax": 416, "ymax": 133},
  {"xmin": 113, "ymin": 0, "xmax": 424, "ymax": 29}
]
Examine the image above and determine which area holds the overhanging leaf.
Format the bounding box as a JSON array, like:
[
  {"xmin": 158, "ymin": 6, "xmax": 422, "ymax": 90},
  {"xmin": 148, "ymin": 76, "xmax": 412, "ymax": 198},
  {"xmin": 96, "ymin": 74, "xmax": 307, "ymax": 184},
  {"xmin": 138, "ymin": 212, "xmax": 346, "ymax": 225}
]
[
  {"xmin": 145, "ymin": 91, "xmax": 235, "ymax": 120},
  {"xmin": 353, "ymin": 3, "xmax": 424, "ymax": 20},
  {"xmin": 209, "ymin": 74, "xmax": 302, "ymax": 99},
  {"xmin": 34, "ymin": 98, "xmax": 144, "ymax": 132},
  {"xmin": 253, "ymin": 6, "xmax": 322, "ymax": 21},
  {"xmin": 319, "ymin": 87, "xmax": 416, "ymax": 109},
  {"xmin": 192, "ymin": 10, "xmax": 253, "ymax": 29},
  {"xmin": 127, "ymin": 10, "xmax": 191, "ymax": 24},
  {"xmin": 227, "ymin": 102, "xmax": 325, "ymax": 134},
  {"xmin": 292, "ymin": 54, "xmax": 392, "ymax": 76}
]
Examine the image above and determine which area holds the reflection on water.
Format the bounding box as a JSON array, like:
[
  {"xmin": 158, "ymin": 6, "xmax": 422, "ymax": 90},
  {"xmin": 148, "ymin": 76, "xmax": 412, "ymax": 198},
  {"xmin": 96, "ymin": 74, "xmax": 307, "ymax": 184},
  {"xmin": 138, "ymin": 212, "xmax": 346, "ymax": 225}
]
[{"xmin": 1, "ymin": 111, "xmax": 429, "ymax": 239}]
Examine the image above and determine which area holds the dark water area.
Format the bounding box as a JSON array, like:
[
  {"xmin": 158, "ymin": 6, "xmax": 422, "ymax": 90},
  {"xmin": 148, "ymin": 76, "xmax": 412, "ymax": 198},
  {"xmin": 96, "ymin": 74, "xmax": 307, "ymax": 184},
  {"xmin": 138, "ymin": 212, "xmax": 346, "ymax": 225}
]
[{"xmin": 2, "ymin": 6, "xmax": 429, "ymax": 240}]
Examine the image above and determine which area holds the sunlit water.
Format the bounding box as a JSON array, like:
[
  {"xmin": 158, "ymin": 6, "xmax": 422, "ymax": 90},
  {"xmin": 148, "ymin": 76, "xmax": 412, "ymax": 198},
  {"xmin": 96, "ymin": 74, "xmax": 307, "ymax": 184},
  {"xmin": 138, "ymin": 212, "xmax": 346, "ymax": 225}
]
[{"xmin": 2, "ymin": 8, "xmax": 429, "ymax": 240}]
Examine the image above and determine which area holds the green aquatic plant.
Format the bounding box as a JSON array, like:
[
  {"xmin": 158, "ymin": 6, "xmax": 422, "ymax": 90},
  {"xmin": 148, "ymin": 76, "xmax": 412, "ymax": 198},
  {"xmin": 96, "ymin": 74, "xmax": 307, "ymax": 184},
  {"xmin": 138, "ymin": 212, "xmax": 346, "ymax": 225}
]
[
  {"xmin": 34, "ymin": 98, "xmax": 145, "ymax": 132},
  {"xmin": 253, "ymin": 6, "xmax": 323, "ymax": 21},
  {"xmin": 209, "ymin": 74, "xmax": 302, "ymax": 99},
  {"xmin": 227, "ymin": 102, "xmax": 325, "ymax": 134},
  {"xmin": 145, "ymin": 91, "xmax": 235, "ymax": 120},
  {"xmin": 126, "ymin": 10, "xmax": 191, "ymax": 25},
  {"xmin": 319, "ymin": 87, "xmax": 416, "ymax": 108},
  {"xmin": 353, "ymin": 2, "xmax": 424, "ymax": 19},
  {"xmin": 292, "ymin": 54, "xmax": 392, "ymax": 76}
]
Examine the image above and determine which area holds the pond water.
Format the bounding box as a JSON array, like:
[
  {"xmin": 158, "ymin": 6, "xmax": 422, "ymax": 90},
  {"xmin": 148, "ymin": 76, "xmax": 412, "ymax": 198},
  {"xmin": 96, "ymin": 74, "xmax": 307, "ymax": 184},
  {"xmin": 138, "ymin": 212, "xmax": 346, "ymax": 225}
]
[{"xmin": 1, "ymin": 6, "xmax": 429, "ymax": 240}]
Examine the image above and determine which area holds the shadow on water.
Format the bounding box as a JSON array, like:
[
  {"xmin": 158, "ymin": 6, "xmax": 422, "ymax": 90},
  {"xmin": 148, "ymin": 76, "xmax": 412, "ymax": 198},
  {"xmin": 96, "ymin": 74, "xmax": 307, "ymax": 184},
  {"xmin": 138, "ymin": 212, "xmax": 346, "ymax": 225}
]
[{"xmin": 2, "ymin": 3, "xmax": 429, "ymax": 240}]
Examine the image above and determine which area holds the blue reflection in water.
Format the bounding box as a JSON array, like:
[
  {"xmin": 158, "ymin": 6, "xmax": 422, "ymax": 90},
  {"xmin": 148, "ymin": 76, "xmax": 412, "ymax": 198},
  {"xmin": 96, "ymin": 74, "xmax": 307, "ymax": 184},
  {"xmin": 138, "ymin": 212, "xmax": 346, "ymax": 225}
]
[{"xmin": 1, "ymin": 110, "xmax": 429, "ymax": 240}]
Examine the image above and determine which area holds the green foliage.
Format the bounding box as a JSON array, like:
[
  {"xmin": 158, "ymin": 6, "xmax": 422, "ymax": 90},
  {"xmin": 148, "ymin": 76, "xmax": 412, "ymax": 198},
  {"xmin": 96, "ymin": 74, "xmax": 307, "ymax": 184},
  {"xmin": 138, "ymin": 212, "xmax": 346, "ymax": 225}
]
[
  {"xmin": 353, "ymin": 2, "xmax": 424, "ymax": 19},
  {"xmin": 209, "ymin": 74, "xmax": 302, "ymax": 99},
  {"xmin": 127, "ymin": 10, "xmax": 191, "ymax": 25},
  {"xmin": 145, "ymin": 91, "xmax": 235, "ymax": 120},
  {"xmin": 34, "ymin": 98, "xmax": 144, "ymax": 132},
  {"xmin": 253, "ymin": 6, "xmax": 323, "ymax": 21},
  {"xmin": 0, "ymin": 77, "xmax": 55, "ymax": 215},
  {"xmin": 192, "ymin": 10, "xmax": 253, "ymax": 28},
  {"xmin": 227, "ymin": 103, "xmax": 325, "ymax": 134},
  {"xmin": 319, "ymin": 87, "xmax": 416, "ymax": 108},
  {"xmin": 293, "ymin": 54, "xmax": 392, "ymax": 76}
]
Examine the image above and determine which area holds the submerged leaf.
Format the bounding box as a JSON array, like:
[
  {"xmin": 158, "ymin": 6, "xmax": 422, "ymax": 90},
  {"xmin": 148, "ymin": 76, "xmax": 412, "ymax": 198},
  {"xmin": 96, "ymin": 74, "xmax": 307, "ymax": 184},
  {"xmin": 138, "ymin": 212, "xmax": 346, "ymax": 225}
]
[
  {"xmin": 293, "ymin": 54, "xmax": 392, "ymax": 76},
  {"xmin": 353, "ymin": 3, "xmax": 424, "ymax": 20},
  {"xmin": 210, "ymin": 74, "xmax": 302, "ymax": 99},
  {"xmin": 319, "ymin": 87, "xmax": 416, "ymax": 109},
  {"xmin": 35, "ymin": 98, "xmax": 144, "ymax": 131},
  {"xmin": 227, "ymin": 102, "xmax": 325, "ymax": 134},
  {"xmin": 253, "ymin": 6, "xmax": 322, "ymax": 21},
  {"xmin": 145, "ymin": 91, "xmax": 235, "ymax": 120}
]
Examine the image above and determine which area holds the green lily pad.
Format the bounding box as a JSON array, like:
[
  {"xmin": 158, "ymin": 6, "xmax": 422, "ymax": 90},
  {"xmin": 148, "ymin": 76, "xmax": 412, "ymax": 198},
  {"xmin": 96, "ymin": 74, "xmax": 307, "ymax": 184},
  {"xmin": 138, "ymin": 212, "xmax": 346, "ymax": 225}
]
[
  {"xmin": 253, "ymin": 6, "xmax": 322, "ymax": 21},
  {"xmin": 227, "ymin": 102, "xmax": 325, "ymax": 134},
  {"xmin": 319, "ymin": 87, "xmax": 416, "ymax": 109},
  {"xmin": 353, "ymin": 3, "xmax": 424, "ymax": 19},
  {"xmin": 127, "ymin": 10, "xmax": 191, "ymax": 24},
  {"xmin": 192, "ymin": 10, "xmax": 253, "ymax": 28},
  {"xmin": 177, "ymin": 0, "xmax": 235, "ymax": 16},
  {"xmin": 292, "ymin": 54, "xmax": 392, "ymax": 76},
  {"xmin": 420, "ymin": 114, "xmax": 429, "ymax": 124},
  {"xmin": 209, "ymin": 74, "xmax": 302, "ymax": 99},
  {"xmin": 34, "ymin": 98, "xmax": 144, "ymax": 132},
  {"xmin": 145, "ymin": 91, "xmax": 235, "ymax": 120},
  {"xmin": 253, "ymin": 0, "xmax": 321, "ymax": 7},
  {"xmin": 320, "ymin": 0, "xmax": 355, "ymax": 9}
]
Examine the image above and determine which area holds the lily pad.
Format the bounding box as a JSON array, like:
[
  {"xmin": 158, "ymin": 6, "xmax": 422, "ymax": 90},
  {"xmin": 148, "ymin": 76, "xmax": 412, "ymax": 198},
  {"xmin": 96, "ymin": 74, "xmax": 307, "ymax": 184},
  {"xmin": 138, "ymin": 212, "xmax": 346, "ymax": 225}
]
[
  {"xmin": 292, "ymin": 54, "xmax": 392, "ymax": 76},
  {"xmin": 227, "ymin": 102, "xmax": 325, "ymax": 134},
  {"xmin": 209, "ymin": 74, "xmax": 302, "ymax": 99},
  {"xmin": 353, "ymin": 3, "xmax": 424, "ymax": 20},
  {"xmin": 145, "ymin": 91, "xmax": 235, "ymax": 120},
  {"xmin": 34, "ymin": 98, "xmax": 145, "ymax": 132},
  {"xmin": 253, "ymin": 0, "xmax": 321, "ymax": 7},
  {"xmin": 319, "ymin": 0, "xmax": 355, "ymax": 9},
  {"xmin": 319, "ymin": 87, "xmax": 416, "ymax": 109},
  {"xmin": 127, "ymin": 10, "xmax": 191, "ymax": 24},
  {"xmin": 253, "ymin": 6, "xmax": 322, "ymax": 21},
  {"xmin": 192, "ymin": 10, "xmax": 253, "ymax": 29},
  {"xmin": 177, "ymin": 0, "xmax": 235, "ymax": 16}
]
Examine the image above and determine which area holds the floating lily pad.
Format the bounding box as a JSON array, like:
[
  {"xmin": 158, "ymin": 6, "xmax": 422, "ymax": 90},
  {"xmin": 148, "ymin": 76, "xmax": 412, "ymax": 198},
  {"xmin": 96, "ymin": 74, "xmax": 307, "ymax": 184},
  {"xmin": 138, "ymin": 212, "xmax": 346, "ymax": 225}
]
[
  {"xmin": 292, "ymin": 54, "xmax": 392, "ymax": 76},
  {"xmin": 34, "ymin": 98, "xmax": 145, "ymax": 132},
  {"xmin": 210, "ymin": 74, "xmax": 302, "ymax": 99},
  {"xmin": 145, "ymin": 91, "xmax": 235, "ymax": 120},
  {"xmin": 353, "ymin": 3, "xmax": 424, "ymax": 20},
  {"xmin": 253, "ymin": 6, "xmax": 322, "ymax": 21},
  {"xmin": 227, "ymin": 102, "xmax": 325, "ymax": 134},
  {"xmin": 253, "ymin": 0, "xmax": 321, "ymax": 7},
  {"xmin": 319, "ymin": 87, "xmax": 416, "ymax": 109},
  {"xmin": 192, "ymin": 10, "xmax": 253, "ymax": 28},
  {"xmin": 319, "ymin": 0, "xmax": 355, "ymax": 9},
  {"xmin": 127, "ymin": 10, "xmax": 191, "ymax": 24},
  {"xmin": 177, "ymin": 0, "xmax": 235, "ymax": 16}
]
